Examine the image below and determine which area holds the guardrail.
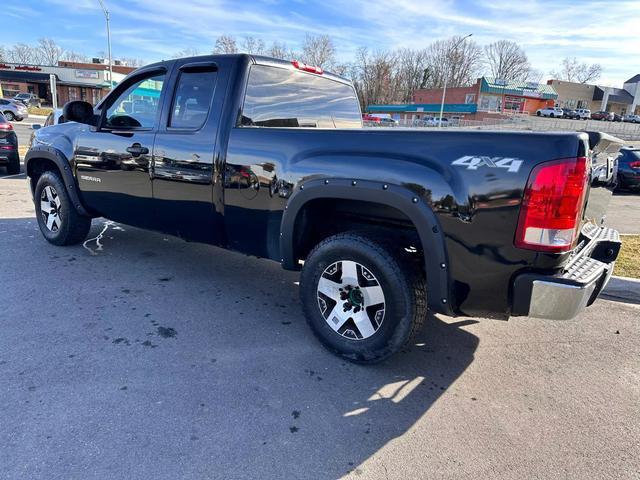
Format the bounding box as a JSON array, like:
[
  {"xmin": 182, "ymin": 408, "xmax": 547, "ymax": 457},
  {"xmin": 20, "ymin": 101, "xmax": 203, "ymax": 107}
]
[{"xmin": 364, "ymin": 116, "xmax": 640, "ymax": 141}]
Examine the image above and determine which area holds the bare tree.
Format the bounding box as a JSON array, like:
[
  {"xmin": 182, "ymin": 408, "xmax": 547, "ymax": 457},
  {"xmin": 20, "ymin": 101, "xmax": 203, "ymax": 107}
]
[
  {"xmin": 421, "ymin": 36, "xmax": 483, "ymax": 89},
  {"xmin": 120, "ymin": 57, "xmax": 145, "ymax": 67},
  {"xmin": 394, "ymin": 48, "xmax": 428, "ymax": 103},
  {"xmin": 61, "ymin": 50, "xmax": 89, "ymax": 63},
  {"xmin": 241, "ymin": 36, "xmax": 265, "ymax": 55},
  {"xmin": 38, "ymin": 38, "xmax": 65, "ymax": 65},
  {"xmin": 351, "ymin": 47, "xmax": 398, "ymax": 109},
  {"xmin": 7, "ymin": 43, "xmax": 41, "ymax": 64},
  {"xmin": 301, "ymin": 34, "xmax": 336, "ymax": 69},
  {"xmin": 214, "ymin": 35, "xmax": 238, "ymax": 54},
  {"xmin": 551, "ymin": 57, "xmax": 602, "ymax": 84},
  {"xmin": 267, "ymin": 41, "xmax": 291, "ymax": 60},
  {"xmin": 484, "ymin": 40, "xmax": 531, "ymax": 82},
  {"xmin": 172, "ymin": 48, "xmax": 201, "ymax": 59},
  {"xmin": 0, "ymin": 46, "xmax": 6, "ymax": 62}
]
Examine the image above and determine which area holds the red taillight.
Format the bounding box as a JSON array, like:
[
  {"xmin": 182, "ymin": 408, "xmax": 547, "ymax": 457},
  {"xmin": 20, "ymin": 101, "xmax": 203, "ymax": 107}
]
[
  {"xmin": 515, "ymin": 157, "xmax": 589, "ymax": 253},
  {"xmin": 291, "ymin": 60, "xmax": 323, "ymax": 75},
  {"xmin": 629, "ymin": 160, "xmax": 640, "ymax": 169},
  {"xmin": 0, "ymin": 145, "xmax": 14, "ymax": 150},
  {"xmin": 0, "ymin": 123, "xmax": 13, "ymax": 131}
]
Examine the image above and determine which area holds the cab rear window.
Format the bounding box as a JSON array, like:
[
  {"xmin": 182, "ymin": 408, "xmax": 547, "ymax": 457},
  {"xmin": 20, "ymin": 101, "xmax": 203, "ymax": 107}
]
[{"xmin": 240, "ymin": 65, "xmax": 361, "ymax": 129}]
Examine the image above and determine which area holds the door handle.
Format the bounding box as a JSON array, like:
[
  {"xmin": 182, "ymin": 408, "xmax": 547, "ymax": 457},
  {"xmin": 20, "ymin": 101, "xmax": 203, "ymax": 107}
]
[{"xmin": 126, "ymin": 143, "xmax": 149, "ymax": 157}]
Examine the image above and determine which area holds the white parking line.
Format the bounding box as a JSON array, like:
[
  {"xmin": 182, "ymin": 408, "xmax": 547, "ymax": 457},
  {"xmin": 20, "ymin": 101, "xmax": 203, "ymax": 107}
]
[{"xmin": 0, "ymin": 173, "xmax": 26, "ymax": 179}]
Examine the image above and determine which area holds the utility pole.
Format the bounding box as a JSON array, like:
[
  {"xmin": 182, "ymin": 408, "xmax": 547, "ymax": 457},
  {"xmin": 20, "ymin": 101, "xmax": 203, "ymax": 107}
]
[
  {"xmin": 97, "ymin": 0, "xmax": 114, "ymax": 91},
  {"xmin": 438, "ymin": 33, "xmax": 472, "ymax": 127}
]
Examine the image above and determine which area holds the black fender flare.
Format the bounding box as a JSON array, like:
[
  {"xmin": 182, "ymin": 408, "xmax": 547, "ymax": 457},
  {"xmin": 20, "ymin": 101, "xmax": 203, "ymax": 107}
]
[
  {"xmin": 24, "ymin": 146, "xmax": 91, "ymax": 217},
  {"xmin": 279, "ymin": 178, "xmax": 453, "ymax": 316}
]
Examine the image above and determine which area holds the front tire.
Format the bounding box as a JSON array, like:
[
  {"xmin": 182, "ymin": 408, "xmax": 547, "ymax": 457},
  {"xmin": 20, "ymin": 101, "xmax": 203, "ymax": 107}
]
[
  {"xmin": 34, "ymin": 171, "xmax": 92, "ymax": 246},
  {"xmin": 300, "ymin": 232, "xmax": 426, "ymax": 363},
  {"xmin": 4, "ymin": 111, "xmax": 15, "ymax": 121}
]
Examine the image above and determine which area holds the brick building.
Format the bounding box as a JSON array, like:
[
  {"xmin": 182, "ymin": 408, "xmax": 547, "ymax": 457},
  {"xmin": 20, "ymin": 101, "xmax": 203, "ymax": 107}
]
[{"xmin": 367, "ymin": 77, "xmax": 557, "ymax": 122}]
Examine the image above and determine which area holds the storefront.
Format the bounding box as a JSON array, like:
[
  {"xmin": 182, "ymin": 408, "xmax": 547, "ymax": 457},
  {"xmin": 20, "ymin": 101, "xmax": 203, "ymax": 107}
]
[
  {"xmin": 407, "ymin": 77, "xmax": 558, "ymax": 121},
  {"xmin": 0, "ymin": 62, "xmax": 126, "ymax": 106},
  {"xmin": 365, "ymin": 103, "xmax": 477, "ymax": 122},
  {"xmin": 476, "ymin": 77, "xmax": 557, "ymax": 114}
]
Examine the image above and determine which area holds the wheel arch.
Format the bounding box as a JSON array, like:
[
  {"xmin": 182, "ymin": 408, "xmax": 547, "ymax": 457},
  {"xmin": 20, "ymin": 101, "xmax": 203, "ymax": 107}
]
[
  {"xmin": 25, "ymin": 146, "xmax": 90, "ymax": 217},
  {"xmin": 280, "ymin": 178, "xmax": 453, "ymax": 315}
]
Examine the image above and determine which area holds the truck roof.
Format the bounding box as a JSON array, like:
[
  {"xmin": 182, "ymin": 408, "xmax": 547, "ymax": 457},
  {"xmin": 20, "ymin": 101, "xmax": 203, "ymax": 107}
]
[{"xmin": 134, "ymin": 54, "xmax": 352, "ymax": 86}]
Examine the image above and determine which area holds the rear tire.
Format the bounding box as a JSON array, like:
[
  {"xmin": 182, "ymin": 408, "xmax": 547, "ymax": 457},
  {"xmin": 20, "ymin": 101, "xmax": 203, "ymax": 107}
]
[
  {"xmin": 4, "ymin": 111, "xmax": 15, "ymax": 121},
  {"xmin": 300, "ymin": 232, "xmax": 426, "ymax": 364},
  {"xmin": 34, "ymin": 171, "xmax": 91, "ymax": 246}
]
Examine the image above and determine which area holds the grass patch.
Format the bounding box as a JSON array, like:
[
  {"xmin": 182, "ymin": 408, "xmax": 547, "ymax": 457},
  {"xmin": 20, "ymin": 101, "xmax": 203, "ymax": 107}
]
[
  {"xmin": 28, "ymin": 107, "xmax": 53, "ymax": 116},
  {"xmin": 616, "ymin": 235, "xmax": 640, "ymax": 279}
]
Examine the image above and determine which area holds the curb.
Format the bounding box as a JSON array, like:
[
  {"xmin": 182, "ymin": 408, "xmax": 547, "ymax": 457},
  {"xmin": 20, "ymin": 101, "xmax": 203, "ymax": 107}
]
[{"xmin": 602, "ymin": 275, "xmax": 640, "ymax": 304}]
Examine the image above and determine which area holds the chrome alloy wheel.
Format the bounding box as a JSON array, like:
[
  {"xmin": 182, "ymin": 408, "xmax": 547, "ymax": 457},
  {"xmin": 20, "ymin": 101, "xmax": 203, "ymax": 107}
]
[
  {"xmin": 316, "ymin": 260, "xmax": 386, "ymax": 340},
  {"xmin": 40, "ymin": 185, "xmax": 62, "ymax": 232}
]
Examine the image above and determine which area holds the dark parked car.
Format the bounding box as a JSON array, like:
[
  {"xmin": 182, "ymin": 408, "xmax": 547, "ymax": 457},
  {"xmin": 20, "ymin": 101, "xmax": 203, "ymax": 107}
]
[
  {"xmin": 25, "ymin": 54, "xmax": 623, "ymax": 362},
  {"xmin": 14, "ymin": 92, "xmax": 41, "ymax": 108},
  {"xmin": 0, "ymin": 112, "xmax": 20, "ymax": 174},
  {"xmin": 591, "ymin": 111, "xmax": 614, "ymax": 121},
  {"xmin": 616, "ymin": 147, "xmax": 640, "ymax": 191},
  {"xmin": 612, "ymin": 113, "xmax": 623, "ymax": 122}
]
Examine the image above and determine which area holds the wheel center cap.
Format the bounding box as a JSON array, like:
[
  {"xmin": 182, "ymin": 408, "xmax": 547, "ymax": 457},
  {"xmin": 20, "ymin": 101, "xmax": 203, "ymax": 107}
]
[{"xmin": 349, "ymin": 288, "xmax": 364, "ymax": 306}]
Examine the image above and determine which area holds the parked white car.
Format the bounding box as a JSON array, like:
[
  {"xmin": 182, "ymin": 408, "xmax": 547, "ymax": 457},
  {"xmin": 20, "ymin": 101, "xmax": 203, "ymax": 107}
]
[
  {"xmin": 424, "ymin": 117, "xmax": 449, "ymax": 126},
  {"xmin": 536, "ymin": 106, "xmax": 564, "ymax": 118},
  {"xmin": 623, "ymin": 114, "xmax": 640, "ymax": 123},
  {"xmin": 575, "ymin": 108, "xmax": 591, "ymax": 119}
]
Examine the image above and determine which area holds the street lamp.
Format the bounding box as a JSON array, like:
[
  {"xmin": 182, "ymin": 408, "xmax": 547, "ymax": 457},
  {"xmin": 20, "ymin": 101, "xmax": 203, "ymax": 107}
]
[
  {"xmin": 97, "ymin": 0, "xmax": 114, "ymax": 91},
  {"xmin": 438, "ymin": 33, "xmax": 472, "ymax": 127}
]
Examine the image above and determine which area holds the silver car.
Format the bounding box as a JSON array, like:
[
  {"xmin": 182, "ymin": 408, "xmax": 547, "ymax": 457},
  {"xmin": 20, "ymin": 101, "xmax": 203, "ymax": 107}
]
[{"xmin": 0, "ymin": 98, "xmax": 28, "ymax": 121}]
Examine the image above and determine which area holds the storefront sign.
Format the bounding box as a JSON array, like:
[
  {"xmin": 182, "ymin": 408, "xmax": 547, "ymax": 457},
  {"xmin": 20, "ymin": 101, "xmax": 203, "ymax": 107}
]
[
  {"xmin": 0, "ymin": 64, "xmax": 43, "ymax": 71},
  {"xmin": 75, "ymin": 69, "xmax": 100, "ymax": 79},
  {"xmin": 14, "ymin": 65, "xmax": 42, "ymax": 71}
]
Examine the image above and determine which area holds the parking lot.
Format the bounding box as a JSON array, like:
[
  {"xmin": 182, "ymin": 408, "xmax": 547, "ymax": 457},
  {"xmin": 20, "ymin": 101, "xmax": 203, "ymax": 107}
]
[{"xmin": 1, "ymin": 151, "xmax": 639, "ymax": 479}]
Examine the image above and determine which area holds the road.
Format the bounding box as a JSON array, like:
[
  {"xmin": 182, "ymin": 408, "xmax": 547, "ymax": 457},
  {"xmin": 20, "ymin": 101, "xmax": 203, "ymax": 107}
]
[{"xmin": 0, "ymin": 172, "xmax": 638, "ymax": 479}]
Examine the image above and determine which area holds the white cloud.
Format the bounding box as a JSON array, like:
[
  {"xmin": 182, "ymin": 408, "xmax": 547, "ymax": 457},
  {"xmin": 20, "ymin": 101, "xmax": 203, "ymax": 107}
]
[{"xmin": 35, "ymin": 0, "xmax": 640, "ymax": 86}]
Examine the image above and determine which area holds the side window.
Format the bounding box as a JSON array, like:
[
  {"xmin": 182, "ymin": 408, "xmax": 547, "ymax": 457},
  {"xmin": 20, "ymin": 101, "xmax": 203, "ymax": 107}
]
[
  {"xmin": 241, "ymin": 65, "xmax": 361, "ymax": 128},
  {"xmin": 105, "ymin": 72, "xmax": 165, "ymax": 129},
  {"xmin": 44, "ymin": 113, "xmax": 54, "ymax": 126},
  {"xmin": 169, "ymin": 68, "xmax": 217, "ymax": 129}
]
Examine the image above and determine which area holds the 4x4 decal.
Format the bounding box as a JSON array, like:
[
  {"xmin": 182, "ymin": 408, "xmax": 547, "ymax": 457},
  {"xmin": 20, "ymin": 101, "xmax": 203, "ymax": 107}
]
[{"xmin": 452, "ymin": 156, "xmax": 523, "ymax": 173}]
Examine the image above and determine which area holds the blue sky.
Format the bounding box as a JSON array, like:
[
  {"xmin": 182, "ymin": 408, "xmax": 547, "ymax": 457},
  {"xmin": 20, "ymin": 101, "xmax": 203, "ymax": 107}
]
[{"xmin": 2, "ymin": 0, "xmax": 639, "ymax": 86}]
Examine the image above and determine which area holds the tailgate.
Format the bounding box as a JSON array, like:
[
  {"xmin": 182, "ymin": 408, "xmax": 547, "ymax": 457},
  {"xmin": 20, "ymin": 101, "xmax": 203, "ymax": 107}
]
[{"xmin": 582, "ymin": 131, "xmax": 624, "ymax": 227}]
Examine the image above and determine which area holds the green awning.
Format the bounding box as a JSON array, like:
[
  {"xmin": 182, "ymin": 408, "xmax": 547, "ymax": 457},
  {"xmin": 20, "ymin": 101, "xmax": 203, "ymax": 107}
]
[{"xmin": 481, "ymin": 77, "xmax": 558, "ymax": 100}]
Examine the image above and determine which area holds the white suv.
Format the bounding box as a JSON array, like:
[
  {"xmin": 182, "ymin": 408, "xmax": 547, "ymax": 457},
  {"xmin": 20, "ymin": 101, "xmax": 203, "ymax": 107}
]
[
  {"xmin": 575, "ymin": 108, "xmax": 591, "ymax": 119},
  {"xmin": 536, "ymin": 106, "xmax": 564, "ymax": 118}
]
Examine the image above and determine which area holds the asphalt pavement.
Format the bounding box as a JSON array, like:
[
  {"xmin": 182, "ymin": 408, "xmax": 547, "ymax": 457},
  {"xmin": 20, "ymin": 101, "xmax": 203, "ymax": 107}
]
[{"xmin": 0, "ymin": 171, "xmax": 639, "ymax": 479}]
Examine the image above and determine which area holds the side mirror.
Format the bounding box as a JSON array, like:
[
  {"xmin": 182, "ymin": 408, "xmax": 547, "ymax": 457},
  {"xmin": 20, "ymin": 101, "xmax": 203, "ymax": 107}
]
[
  {"xmin": 62, "ymin": 101, "xmax": 96, "ymax": 126},
  {"xmin": 32, "ymin": 124, "xmax": 42, "ymax": 130}
]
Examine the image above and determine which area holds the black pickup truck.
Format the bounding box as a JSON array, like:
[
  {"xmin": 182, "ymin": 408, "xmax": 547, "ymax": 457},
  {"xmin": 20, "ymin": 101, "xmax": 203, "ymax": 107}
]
[{"xmin": 25, "ymin": 54, "xmax": 622, "ymax": 362}]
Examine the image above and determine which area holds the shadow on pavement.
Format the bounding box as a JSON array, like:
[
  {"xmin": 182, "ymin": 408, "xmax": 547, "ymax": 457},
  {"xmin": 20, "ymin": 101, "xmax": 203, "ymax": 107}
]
[{"xmin": 0, "ymin": 218, "xmax": 479, "ymax": 479}]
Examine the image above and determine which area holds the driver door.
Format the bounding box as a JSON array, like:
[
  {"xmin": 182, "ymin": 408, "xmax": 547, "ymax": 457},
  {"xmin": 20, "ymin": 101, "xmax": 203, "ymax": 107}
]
[{"xmin": 74, "ymin": 67, "xmax": 169, "ymax": 229}]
